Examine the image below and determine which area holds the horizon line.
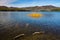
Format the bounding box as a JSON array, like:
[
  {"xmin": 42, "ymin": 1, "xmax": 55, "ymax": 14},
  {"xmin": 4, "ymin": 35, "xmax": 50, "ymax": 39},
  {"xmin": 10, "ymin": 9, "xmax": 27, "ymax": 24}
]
[{"xmin": 0, "ymin": 5, "xmax": 60, "ymax": 8}]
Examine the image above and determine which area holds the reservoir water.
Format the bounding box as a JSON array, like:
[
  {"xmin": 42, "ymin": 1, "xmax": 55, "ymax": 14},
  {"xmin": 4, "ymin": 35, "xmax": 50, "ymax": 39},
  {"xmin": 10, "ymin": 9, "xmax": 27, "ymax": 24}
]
[{"xmin": 0, "ymin": 11, "xmax": 60, "ymax": 40}]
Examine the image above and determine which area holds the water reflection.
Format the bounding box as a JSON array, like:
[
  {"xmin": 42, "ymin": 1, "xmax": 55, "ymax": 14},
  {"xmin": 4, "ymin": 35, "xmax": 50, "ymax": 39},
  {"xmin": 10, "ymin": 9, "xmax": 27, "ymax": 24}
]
[{"xmin": 0, "ymin": 12, "xmax": 12, "ymax": 24}]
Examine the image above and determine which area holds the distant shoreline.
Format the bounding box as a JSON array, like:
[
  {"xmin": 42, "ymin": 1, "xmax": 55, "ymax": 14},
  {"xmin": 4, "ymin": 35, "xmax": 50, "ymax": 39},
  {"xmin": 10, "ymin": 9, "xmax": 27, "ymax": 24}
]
[
  {"xmin": 0, "ymin": 5, "xmax": 60, "ymax": 12},
  {"xmin": 0, "ymin": 11, "xmax": 60, "ymax": 12}
]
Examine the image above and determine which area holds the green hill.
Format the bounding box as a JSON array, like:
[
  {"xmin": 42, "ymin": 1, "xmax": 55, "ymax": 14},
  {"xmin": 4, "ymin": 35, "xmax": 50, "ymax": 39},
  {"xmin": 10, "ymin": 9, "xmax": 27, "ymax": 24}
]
[{"xmin": 0, "ymin": 5, "xmax": 60, "ymax": 11}]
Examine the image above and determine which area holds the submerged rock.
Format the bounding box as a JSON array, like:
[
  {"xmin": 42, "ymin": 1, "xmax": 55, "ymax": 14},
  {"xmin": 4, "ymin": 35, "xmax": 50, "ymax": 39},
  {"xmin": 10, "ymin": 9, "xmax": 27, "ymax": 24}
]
[
  {"xmin": 33, "ymin": 31, "xmax": 45, "ymax": 35},
  {"xmin": 14, "ymin": 34, "xmax": 24, "ymax": 39}
]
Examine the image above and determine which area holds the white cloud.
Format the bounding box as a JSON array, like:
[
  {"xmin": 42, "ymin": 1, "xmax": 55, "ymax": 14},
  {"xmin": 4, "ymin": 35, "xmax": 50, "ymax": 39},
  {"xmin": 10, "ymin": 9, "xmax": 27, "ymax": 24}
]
[
  {"xmin": 0, "ymin": 0, "xmax": 17, "ymax": 6},
  {"xmin": 0, "ymin": 0, "xmax": 60, "ymax": 7}
]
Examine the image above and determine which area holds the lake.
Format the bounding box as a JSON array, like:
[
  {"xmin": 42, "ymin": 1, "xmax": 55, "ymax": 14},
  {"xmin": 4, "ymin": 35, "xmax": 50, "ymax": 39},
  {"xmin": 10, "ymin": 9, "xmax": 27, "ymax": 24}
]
[{"xmin": 0, "ymin": 11, "xmax": 60, "ymax": 40}]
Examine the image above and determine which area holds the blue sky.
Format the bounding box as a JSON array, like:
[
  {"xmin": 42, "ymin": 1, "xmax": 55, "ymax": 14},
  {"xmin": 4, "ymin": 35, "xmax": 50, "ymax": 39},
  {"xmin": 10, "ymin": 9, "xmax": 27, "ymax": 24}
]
[{"xmin": 0, "ymin": 0, "xmax": 60, "ymax": 7}]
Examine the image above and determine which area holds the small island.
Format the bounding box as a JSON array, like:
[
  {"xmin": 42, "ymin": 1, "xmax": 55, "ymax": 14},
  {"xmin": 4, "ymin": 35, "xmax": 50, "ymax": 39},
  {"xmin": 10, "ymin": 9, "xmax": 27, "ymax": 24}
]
[{"xmin": 27, "ymin": 13, "xmax": 43, "ymax": 18}]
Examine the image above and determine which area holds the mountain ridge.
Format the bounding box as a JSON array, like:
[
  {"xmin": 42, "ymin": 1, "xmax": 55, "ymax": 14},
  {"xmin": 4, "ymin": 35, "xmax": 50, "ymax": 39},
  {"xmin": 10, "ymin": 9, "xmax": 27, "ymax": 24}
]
[{"xmin": 0, "ymin": 5, "xmax": 60, "ymax": 11}]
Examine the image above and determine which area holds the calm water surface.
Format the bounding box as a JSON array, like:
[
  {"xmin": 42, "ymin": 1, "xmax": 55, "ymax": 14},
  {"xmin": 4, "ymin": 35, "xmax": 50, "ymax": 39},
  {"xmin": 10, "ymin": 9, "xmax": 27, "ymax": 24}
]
[
  {"xmin": 0, "ymin": 11, "xmax": 60, "ymax": 39},
  {"xmin": 0, "ymin": 12, "xmax": 60, "ymax": 27}
]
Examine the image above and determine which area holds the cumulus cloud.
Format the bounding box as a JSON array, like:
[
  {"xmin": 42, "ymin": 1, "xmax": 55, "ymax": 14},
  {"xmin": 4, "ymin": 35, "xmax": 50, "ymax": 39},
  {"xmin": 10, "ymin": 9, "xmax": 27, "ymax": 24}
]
[{"xmin": 0, "ymin": 0, "xmax": 17, "ymax": 6}]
